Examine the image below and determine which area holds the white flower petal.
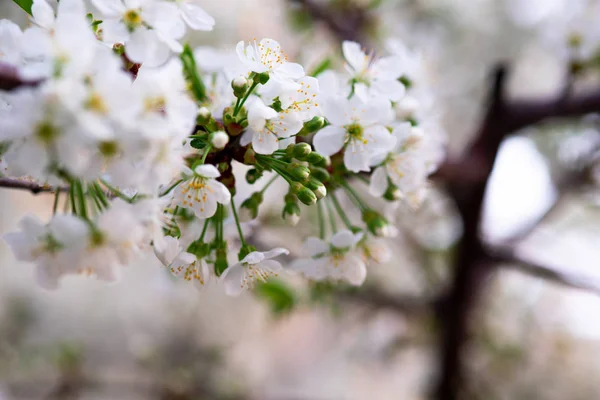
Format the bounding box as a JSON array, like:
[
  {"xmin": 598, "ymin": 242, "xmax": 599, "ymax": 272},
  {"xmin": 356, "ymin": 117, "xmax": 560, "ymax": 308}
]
[
  {"xmin": 180, "ymin": 1, "xmax": 215, "ymax": 31},
  {"xmin": 342, "ymin": 41, "xmax": 367, "ymax": 73},
  {"xmin": 313, "ymin": 125, "xmax": 345, "ymax": 156},
  {"xmin": 241, "ymin": 251, "xmax": 264, "ymax": 265},
  {"xmin": 331, "ymin": 230, "xmax": 356, "ymax": 249},
  {"xmin": 303, "ymin": 237, "xmax": 329, "ymax": 256},
  {"xmin": 369, "ymin": 166, "xmax": 388, "ymax": 197},
  {"xmin": 32, "ymin": 0, "xmax": 55, "ymax": 29},
  {"xmin": 262, "ymin": 247, "xmax": 289, "ymax": 260},
  {"xmin": 209, "ymin": 180, "xmax": 231, "ymax": 204},
  {"xmin": 222, "ymin": 263, "xmax": 245, "ymax": 296},
  {"xmin": 341, "ymin": 254, "xmax": 367, "ymax": 286},
  {"xmin": 194, "ymin": 164, "xmax": 220, "ymax": 178}
]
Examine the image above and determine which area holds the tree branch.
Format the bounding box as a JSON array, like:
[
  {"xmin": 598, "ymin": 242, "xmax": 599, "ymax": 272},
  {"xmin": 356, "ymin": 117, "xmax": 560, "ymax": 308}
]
[
  {"xmin": 486, "ymin": 247, "xmax": 600, "ymax": 296},
  {"xmin": 434, "ymin": 64, "xmax": 600, "ymax": 400},
  {"xmin": 0, "ymin": 177, "xmax": 65, "ymax": 194},
  {"xmin": 289, "ymin": 0, "xmax": 369, "ymax": 45},
  {"xmin": 0, "ymin": 62, "xmax": 42, "ymax": 91}
]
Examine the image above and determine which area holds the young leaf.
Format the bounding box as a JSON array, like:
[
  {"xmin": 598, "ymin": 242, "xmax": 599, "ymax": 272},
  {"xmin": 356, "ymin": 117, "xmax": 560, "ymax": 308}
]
[
  {"xmin": 12, "ymin": 0, "xmax": 33, "ymax": 15},
  {"xmin": 180, "ymin": 44, "xmax": 207, "ymax": 103}
]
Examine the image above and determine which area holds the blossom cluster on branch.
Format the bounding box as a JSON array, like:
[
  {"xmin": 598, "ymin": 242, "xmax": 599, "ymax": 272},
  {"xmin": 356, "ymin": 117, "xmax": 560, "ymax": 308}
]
[{"xmin": 0, "ymin": 0, "xmax": 443, "ymax": 294}]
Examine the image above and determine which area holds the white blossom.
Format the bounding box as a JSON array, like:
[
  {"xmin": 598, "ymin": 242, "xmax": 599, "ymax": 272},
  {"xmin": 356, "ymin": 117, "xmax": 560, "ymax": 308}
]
[
  {"xmin": 172, "ymin": 164, "xmax": 231, "ymax": 219},
  {"xmin": 221, "ymin": 248, "xmax": 289, "ymax": 296}
]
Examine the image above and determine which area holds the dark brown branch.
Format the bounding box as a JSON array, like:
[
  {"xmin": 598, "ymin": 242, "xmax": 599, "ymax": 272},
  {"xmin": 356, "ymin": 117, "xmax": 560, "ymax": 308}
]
[
  {"xmin": 335, "ymin": 287, "xmax": 435, "ymax": 316},
  {"xmin": 0, "ymin": 177, "xmax": 64, "ymax": 194},
  {"xmin": 289, "ymin": 0, "xmax": 369, "ymax": 45},
  {"xmin": 435, "ymin": 64, "xmax": 600, "ymax": 400},
  {"xmin": 486, "ymin": 247, "xmax": 600, "ymax": 296},
  {"xmin": 0, "ymin": 62, "xmax": 42, "ymax": 91}
]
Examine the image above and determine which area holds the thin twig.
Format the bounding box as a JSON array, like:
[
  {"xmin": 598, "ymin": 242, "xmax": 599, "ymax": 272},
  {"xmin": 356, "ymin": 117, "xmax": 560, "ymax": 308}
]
[{"xmin": 0, "ymin": 177, "xmax": 65, "ymax": 194}]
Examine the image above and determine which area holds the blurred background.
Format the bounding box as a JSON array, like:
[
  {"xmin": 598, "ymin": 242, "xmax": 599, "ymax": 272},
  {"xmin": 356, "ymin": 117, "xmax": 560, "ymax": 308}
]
[{"xmin": 3, "ymin": 0, "xmax": 600, "ymax": 399}]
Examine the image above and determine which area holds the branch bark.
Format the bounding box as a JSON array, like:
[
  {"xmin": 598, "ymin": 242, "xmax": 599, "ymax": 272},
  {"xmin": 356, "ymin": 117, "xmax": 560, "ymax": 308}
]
[
  {"xmin": 434, "ymin": 65, "xmax": 600, "ymax": 400},
  {"xmin": 0, "ymin": 177, "xmax": 64, "ymax": 194}
]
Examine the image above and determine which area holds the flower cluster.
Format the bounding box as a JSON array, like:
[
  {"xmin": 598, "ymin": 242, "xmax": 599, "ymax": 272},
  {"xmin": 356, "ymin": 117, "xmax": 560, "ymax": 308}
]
[{"xmin": 0, "ymin": 0, "xmax": 442, "ymax": 294}]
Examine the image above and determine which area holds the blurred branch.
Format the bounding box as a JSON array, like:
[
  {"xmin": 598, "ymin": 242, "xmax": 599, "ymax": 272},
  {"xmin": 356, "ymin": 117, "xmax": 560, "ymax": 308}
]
[
  {"xmin": 335, "ymin": 287, "xmax": 435, "ymax": 315},
  {"xmin": 289, "ymin": 0, "xmax": 369, "ymax": 45},
  {"xmin": 486, "ymin": 247, "xmax": 600, "ymax": 296},
  {"xmin": 434, "ymin": 64, "xmax": 600, "ymax": 400},
  {"xmin": 0, "ymin": 177, "xmax": 65, "ymax": 194},
  {"xmin": 0, "ymin": 62, "xmax": 42, "ymax": 91}
]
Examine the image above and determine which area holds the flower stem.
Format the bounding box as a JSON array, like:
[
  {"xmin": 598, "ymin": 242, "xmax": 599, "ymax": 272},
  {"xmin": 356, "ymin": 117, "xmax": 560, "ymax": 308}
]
[
  {"xmin": 74, "ymin": 180, "xmax": 88, "ymax": 220},
  {"xmin": 330, "ymin": 191, "xmax": 353, "ymax": 229},
  {"xmin": 230, "ymin": 196, "xmax": 247, "ymax": 246},
  {"xmin": 160, "ymin": 179, "xmax": 183, "ymax": 197},
  {"xmin": 199, "ymin": 218, "xmax": 210, "ymax": 242},
  {"xmin": 233, "ymin": 80, "xmax": 259, "ymax": 117},
  {"xmin": 326, "ymin": 197, "xmax": 338, "ymax": 233},
  {"xmin": 200, "ymin": 145, "xmax": 213, "ymax": 164},
  {"xmin": 317, "ymin": 200, "xmax": 326, "ymax": 239},
  {"xmin": 259, "ymin": 175, "xmax": 279, "ymax": 194},
  {"xmin": 100, "ymin": 179, "xmax": 135, "ymax": 204},
  {"xmin": 341, "ymin": 181, "xmax": 367, "ymax": 212},
  {"xmin": 52, "ymin": 190, "xmax": 60, "ymax": 214}
]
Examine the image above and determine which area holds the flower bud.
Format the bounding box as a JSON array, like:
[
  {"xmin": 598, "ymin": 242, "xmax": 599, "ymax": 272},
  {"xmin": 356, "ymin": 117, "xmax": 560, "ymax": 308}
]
[
  {"xmin": 282, "ymin": 202, "xmax": 301, "ymax": 226},
  {"xmin": 239, "ymin": 192, "xmax": 263, "ymax": 221},
  {"xmin": 215, "ymin": 247, "xmax": 229, "ymax": 276},
  {"xmin": 287, "ymin": 163, "xmax": 310, "ymax": 181},
  {"xmin": 293, "ymin": 143, "xmax": 312, "ymax": 159},
  {"xmin": 302, "ymin": 116, "xmax": 325, "ymax": 134},
  {"xmin": 296, "ymin": 186, "xmax": 317, "ymax": 206},
  {"xmin": 309, "ymin": 167, "xmax": 330, "ymax": 183},
  {"xmin": 232, "ymin": 75, "xmax": 249, "ymax": 98},
  {"xmin": 307, "ymin": 152, "xmax": 327, "ymax": 167},
  {"xmin": 305, "ymin": 179, "xmax": 327, "ymax": 199},
  {"xmin": 246, "ymin": 168, "xmax": 263, "ymax": 184},
  {"xmin": 209, "ymin": 130, "xmax": 229, "ymax": 149},
  {"xmin": 256, "ymin": 71, "xmax": 270, "ymax": 85},
  {"xmin": 197, "ymin": 106, "xmax": 211, "ymax": 125},
  {"xmin": 383, "ymin": 184, "xmax": 402, "ymax": 201},
  {"xmin": 362, "ymin": 210, "xmax": 392, "ymax": 237}
]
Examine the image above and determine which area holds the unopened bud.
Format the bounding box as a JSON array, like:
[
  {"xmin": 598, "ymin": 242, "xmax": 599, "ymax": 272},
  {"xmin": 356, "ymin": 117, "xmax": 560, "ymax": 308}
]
[
  {"xmin": 215, "ymin": 247, "xmax": 229, "ymax": 275},
  {"xmin": 246, "ymin": 168, "xmax": 263, "ymax": 184},
  {"xmin": 303, "ymin": 116, "xmax": 325, "ymax": 133},
  {"xmin": 309, "ymin": 167, "xmax": 329, "ymax": 183},
  {"xmin": 256, "ymin": 71, "xmax": 270, "ymax": 85},
  {"xmin": 288, "ymin": 163, "xmax": 310, "ymax": 181},
  {"xmin": 232, "ymin": 75, "xmax": 249, "ymax": 98},
  {"xmin": 282, "ymin": 202, "xmax": 301, "ymax": 226},
  {"xmin": 293, "ymin": 143, "xmax": 312, "ymax": 159},
  {"xmin": 296, "ymin": 186, "xmax": 317, "ymax": 206},
  {"xmin": 210, "ymin": 130, "xmax": 229, "ymax": 149},
  {"xmin": 306, "ymin": 179, "xmax": 326, "ymax": 199},
  {"xmin": 362, "ymin": 210, "xmax": 392, "ymax": 237},
  {"xmin": 307, "ymin": 152, "xmax": 327, "ymax": 167},
  {"xmin": 383, "ymin": 184, "xmax": 402, "ymax": 201},
  {"xmin": 197, "ymin": 106, "xmax": 211, "ymax": 125}
]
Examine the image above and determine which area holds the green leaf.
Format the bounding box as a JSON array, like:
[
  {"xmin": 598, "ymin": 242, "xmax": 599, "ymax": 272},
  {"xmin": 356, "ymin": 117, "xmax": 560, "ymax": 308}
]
[
  {"xmin": 255, "ymin": 280, "xmax": 297, "ymax": 315},
  {"xmin": 12, "ymin": 0, "xmax": 33, "ymax": 15},
  {"xmin": 309, "ymin": 58, "xmax": 331, "ymax": 77},
  {"xmin": 180, "ymin": 44, "xmax": 207, "ymax": 103}
]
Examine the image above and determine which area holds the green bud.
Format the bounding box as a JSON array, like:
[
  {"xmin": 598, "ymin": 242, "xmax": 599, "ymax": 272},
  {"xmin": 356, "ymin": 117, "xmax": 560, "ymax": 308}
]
[
  {"xmin": 303, "ymin": 116, "xmax": 325, "ymax": 133},
  {"xmin": 246, "ymin": 168, "xmax": 263, "ymax": 184},
  {"xmin": 282, "ymin": 202, "xmax": 301, "ymax": 226},
  {"xmin": 285, "ymin": 143, "xmax": 295, "ymax": 158},
  {"xmin": 215, "ymin": 247, "xmax": 229, "ymax": 276},
  {"xmin": 296, "ymin": 186, "xmax": 317, "ymax": 206},
  {"xmin": 238, "ymin": 244, "xmax": 257, "ymax": 261},
  {"xmin": 197, "ymin": 106, "xmax": 211, "ymax": 125},
  {"xmin": 290, "ymin": 182, "xmax": 304, "ymax": 194},
  {"xmin": 223, "ymin": 112, "xmax": 235, "ymax": 125},
  {"xmin": 293, "ymin": 143, "xmax": 312, "ymax": 159},
  {"xmin": 231, "ymin": 75, "xmax": 249, "ymax": 98},
  {"xmin": 307, "ymin": 152, "xmax": 327, "ymax": 167},
  {"xmin": 383, "ymin": 184, "xmax": 402, "ymax": 201},
  {"xmin": 309, "ymin": 167, "xmax": 330, "ymax": 183},
  {"xmin": 287, "ymin": 163, "xmax": 311, "ymax": 181},
  {"xmin": 284, "ymin": 192, "xmax": 296, "ymax": 203},
  {"xmin": 362, "ymin": 210, "xmax": 393, "ymax": 237},
  {"xmin": 305, "ymin": 179, "xmax": 326, "ymax": 199},
  {"xmin": 257, "ymin": 71, "xmax": 270, "ymax": 85}
]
